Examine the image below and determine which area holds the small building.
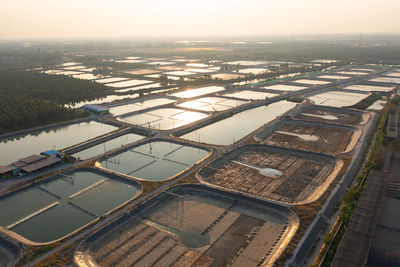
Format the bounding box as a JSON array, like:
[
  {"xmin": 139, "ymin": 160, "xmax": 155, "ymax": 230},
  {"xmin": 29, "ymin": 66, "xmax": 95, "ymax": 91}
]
[
  {"xmin": 20, "ymin": 155, "xmax": 62, "ymax": 173},
  {"xmin": 9, "ymin": 154, "xmax": 62, "ymax": 176},
  {"xmin": 0, "ymin": 165, "xmax": 13, "ymax": 179},
  {"xmin": 41, "ymin": 150, "xmax": 61, "ymax": 157},
  {"xmin": 18, "ymin": 155, "xmax": 45, "ymax": 164},
  {"xmin": 81, "ymin": 104, "xmax": 110, "ymax": 115}
]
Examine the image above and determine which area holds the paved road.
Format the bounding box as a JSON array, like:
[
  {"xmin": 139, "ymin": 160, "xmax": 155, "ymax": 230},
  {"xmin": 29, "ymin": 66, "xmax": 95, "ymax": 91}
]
[{"xmin": 286, "ymin": 111, "xmax": 379, "ymax": 267}]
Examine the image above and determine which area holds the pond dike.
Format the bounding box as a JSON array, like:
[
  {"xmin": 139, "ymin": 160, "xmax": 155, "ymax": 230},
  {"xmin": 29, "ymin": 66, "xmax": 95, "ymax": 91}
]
[
  {"xmin": 172, "ymin": 79, "xmax": 359, "ymax": 138},
  {"xmin": 62, "ymin": 127, "xmax": 149, "ymax": 156}
]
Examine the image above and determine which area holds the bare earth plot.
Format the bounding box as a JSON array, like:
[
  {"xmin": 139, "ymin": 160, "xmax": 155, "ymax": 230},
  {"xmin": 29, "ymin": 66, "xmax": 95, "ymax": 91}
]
[
  {"xmin": 199, "ymin": 145, "xmax": 342, "ymax": 205},
  {"xmin": 257, "ymin": 121, "xmax": 360, "ymax": 154},
  {"xmin": 75, "ymin": 186, "xmax": 297, "ymax": 267},
  {"xmin": 293, "ymin": 106, "xmax": 369, "ymax": 126}
]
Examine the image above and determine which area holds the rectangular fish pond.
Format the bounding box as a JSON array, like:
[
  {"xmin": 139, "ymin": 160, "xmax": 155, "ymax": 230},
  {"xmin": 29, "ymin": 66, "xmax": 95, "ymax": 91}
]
[
  {"xmin": 308, "ymin": 90, "xmax": 370, "ymax": 107},
  {"xmin": 0, "ymin": 169, "xmax": 141, "ymax": 244},
  {"xmin": 74, "ymin": 184, "xmax": 298, "ymax": 267},
  {"xmin": 0, "ymin": 121, "xmax": 118, "ymax": 166},
  {"xmin": 109, "ymin": 97, "xmax": 177, "ymax": 116},
  {"xmin": 118, "ymin": 107, "xmax": 209, "ymax": 130},
  {"xmin": 177, "ymin": 96, "xmax": 248, "ymax": 112},
  {"xmin": 262, "ymin": 84, "xmax": 308, "ymax": 92},
  {"xmin": 72, "ymin": 133, "xmax": 145, "ymax": 160},
  {"xmin": 99, "ymin": 141, "xmax": 210, "ymax": 181},
  {"xmin": 293, "ymin": 79, "xmax": 332, "ymax": 85},
  {"xmin": 343, "ymin": 84, "xmax": 394, "ymax": 93},
  {"xmin": 222, "ymin": 90, "xmax": 279, "ymax": 100},
  {"xmin": 171, "ymin": 86, "xmax": 225, "ymax": 99},
  {"xmin": 179, "ymin": 100, "xmax": 297, "ymax": 146},
  {"xmin": 368, "ymin": 77, "xmax": 400, "ymax": 84}
]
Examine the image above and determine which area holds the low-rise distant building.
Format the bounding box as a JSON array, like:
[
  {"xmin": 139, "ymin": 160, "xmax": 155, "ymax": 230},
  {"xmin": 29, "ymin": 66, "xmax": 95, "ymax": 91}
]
[
  {"xmin": 81, "ymin": 104, "xmax": 110, "ymax": 115},
  {"xmin": 1, "ymin": 153, "xmax": 63, "ymax": 178},
  {"xmin": 41, "ymin": 150, "xmax": 61, "ymax": 157},
  {"xmin": 0, "ymin": 165, "xmax": 13, "ymax": 179},
  {"xmin": 20, "ymin": 154, "xmax": 62, "ymax": 173}
]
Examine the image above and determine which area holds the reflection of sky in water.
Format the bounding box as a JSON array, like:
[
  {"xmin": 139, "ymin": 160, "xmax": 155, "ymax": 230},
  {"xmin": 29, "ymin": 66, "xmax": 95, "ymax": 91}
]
[
  {"xmin": 223, "ymin": 90, "xmax": 278, "ymax": 100},
  {"xmin": 171, "ymin": 86, "xmax": 224, "ymax": 98},
  {"xmin": 72, "ymin": 133, "xmax": 145, "ymax": 160},
  {"xmin": 264, "ymin": 84, "xmax": 308, "ymax": 91},
  {"xmin": 308, "ymin": 91, "xmax": 369, "ymax": 107},
  {"xmin": 344, "ymin": 85, "xmax": 393, "ymax": 92},
  {"xmin": 181, "ymin": 100, "xmax": 296, "ymax": 145},
  {"xmin": 101, "ymin": 141, "xmax": 209, "ymax": 181},
  {"xmin": 0, "ymin": 171, "xmax": 138, "ymax": 243},
  {"xmin": 294, "ymin": 79, "xmax": 331, "ymax": 85},
  {"xmin": 317, "ymin": 75, "xmax": 350, "ymax": 80},
  {"xmin": 120, "ymin": 108, "xmax": 208, "ymax": 130},
  {"xmin": 0, "ymin": 121, "xmax": 117, "ymax": 165},
  {"xmin": 110, "ymin": 97, "xmax": 176, "ymax": 116},
  {"xmin": 178, "ymin": 97, "xmax": 248, "ymax": 111},
  {"xmin": 369, "ymin": 77, "xmax": 400, "ymax": 84}
]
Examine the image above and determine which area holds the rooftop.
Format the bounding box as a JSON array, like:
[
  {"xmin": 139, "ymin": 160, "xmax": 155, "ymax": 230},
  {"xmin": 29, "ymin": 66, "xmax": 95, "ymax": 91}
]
[
  {"xmin": 19, "ymin": 155, "xmax": 44, "ymax": 164},
  {"xmin": 0, "ymin": 165, "xmax": 13, "ymax": 174},
  {"xmin": 20, "ymin": 155, "xmax": 62, "ymax": 173}
]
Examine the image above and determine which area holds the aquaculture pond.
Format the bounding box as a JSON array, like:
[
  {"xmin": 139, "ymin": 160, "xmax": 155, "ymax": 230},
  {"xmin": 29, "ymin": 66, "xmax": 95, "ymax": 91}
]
[
  {"xmin": 119, "ymin": 108, "xmax": 208, "ymax": 130},
  {"xmin": 316, "ymin": 75, "xmax": 351, "ymax": 80},
  {"xmin": 223, "ymin": 90, "xmax": 278, "ymax": 100},
  {"xmin": 0, "ymin": 169, "xmax": 140, "ymax": 243},
  {"xmin": 67, "ymin": 93, "xmax": 140, "ymax": 108},
  {"xmin": 294, "ymin": 79, "xmax": 331, "ymax": 85},
  {"xmin": 308, "ymin": 90, "xmax": 370, "ymax": 107},
  {"xmin": 100, "ymin": 141, "xmax": 209, "ymax": 181},
  {"xmin": 171, "ymin": 86, "xmax": 225, "ymax": 98},
  {"xmin": 179, "ymin": 100, "xmax": 297, "ymax": 145},
  {"xmin": 263, "ymin": 84, "xmax": 308, "ymax": 92},
  {"xmin": 0, "ymin": 121, "xmax": 118, "ymax": 166},
  {"xmin": 343, "ymin": 85, "xmax": 393, "ymax": 92},
  {"xmin": 177, "ymin": 97, "xmax": 248, "ymax": 111},
  {"xmin": 368, "ymin": 77, "xmax": 400, "ymax": 84},
  {"xmin": 105, "ymin": 79, "xmax": 153, "ymax": 88},
  {"xmin": 72, "ymin": 133, "xmax": 145, "ymax": 160},
  {"xmin": 109, "ymin": 97, "xmax": 177, "ymax": 116},
  {"xmin": 75, "ymin": 184, "xmax": 295, "ymax": 267}
]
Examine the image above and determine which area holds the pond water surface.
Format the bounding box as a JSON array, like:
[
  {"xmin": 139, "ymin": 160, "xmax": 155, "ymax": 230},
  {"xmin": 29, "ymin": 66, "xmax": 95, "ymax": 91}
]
[
  {"xmin": 180, "ymin": 100, "xmax": 296, "ymax": 145},
  {"xmin": 0, "ymin": 121, "xmax": 118, "ymax": 166},
  {"xmin": 0, "ymin": 170, "xmax": 139, "ymax": 243}
]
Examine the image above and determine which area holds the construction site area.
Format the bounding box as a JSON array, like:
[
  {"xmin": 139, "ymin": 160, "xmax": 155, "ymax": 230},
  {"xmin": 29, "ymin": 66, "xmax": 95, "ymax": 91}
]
[
  {"xmin": 75, "ymin": 185, "xmax": 298, "ymax": 267},
  {"xmin": 198, "ymin": 145, "xmax": 342, "ymax": 205},
  {"xmin": 256, "ymin": 119, "xmax": 361, "ymax": 154}
]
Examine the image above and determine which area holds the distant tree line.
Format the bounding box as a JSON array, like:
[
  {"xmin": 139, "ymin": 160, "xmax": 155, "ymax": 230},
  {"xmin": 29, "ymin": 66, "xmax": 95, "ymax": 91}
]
[
  {"xmin": 0, "ymin": 70, "xmax": 112, "ymax": 134},
  {"xmin": 0, "ymin": 96, "xmax": 87, "ymax": 134},
  {"xmin": 0, "ymin": 70, "xmax": 113, "ymax": 105}
]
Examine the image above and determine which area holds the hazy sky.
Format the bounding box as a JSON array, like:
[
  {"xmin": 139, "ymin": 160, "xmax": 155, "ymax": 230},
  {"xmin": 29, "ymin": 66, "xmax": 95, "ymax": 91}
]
[{"xmin": 0, "ymin": 0, "xmax": 399, "ymax": 39}]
